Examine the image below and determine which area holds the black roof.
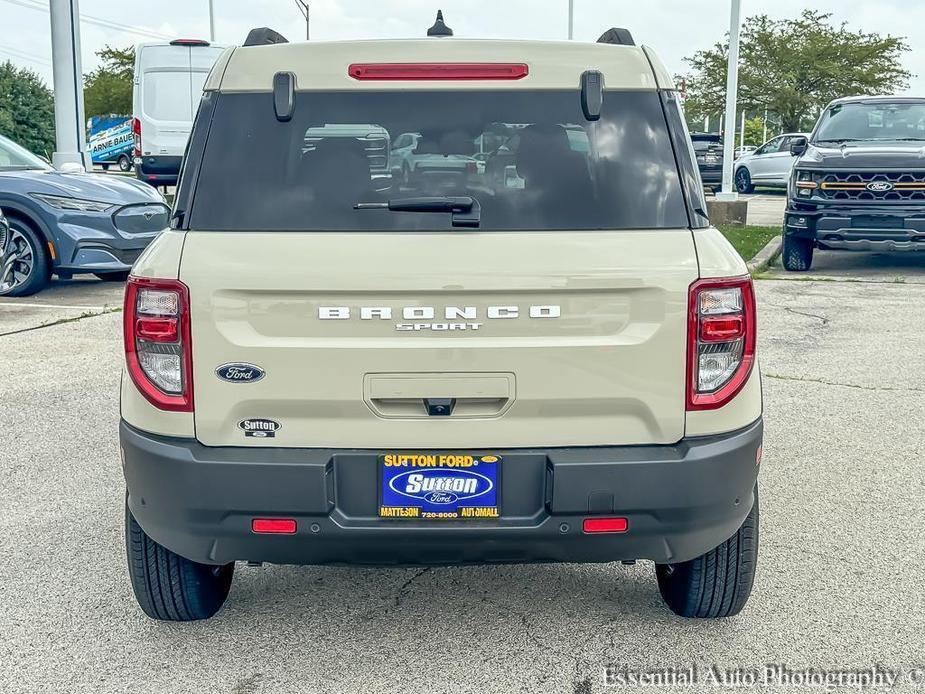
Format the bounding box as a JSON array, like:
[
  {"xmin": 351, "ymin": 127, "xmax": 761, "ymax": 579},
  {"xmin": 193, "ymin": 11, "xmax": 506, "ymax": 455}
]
[{"xmin": 827, "ymin": 95, "xmax": 925, "ymax": 107}]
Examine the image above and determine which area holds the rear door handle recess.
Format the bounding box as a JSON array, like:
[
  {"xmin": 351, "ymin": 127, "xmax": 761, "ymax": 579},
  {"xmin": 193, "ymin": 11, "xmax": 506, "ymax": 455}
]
[{"xmin": 364, "ymin": 373, "xmax": 515, "ymax": 419}]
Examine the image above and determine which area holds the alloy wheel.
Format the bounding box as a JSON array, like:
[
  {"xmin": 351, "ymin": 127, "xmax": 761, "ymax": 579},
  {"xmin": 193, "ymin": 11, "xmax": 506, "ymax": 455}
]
[
  {"xmin": 735, "ymin": 169, "xmax": 751, "ymax": 193},
  {"xmin": 0, "ymin": 229, "xmax": 35, "ymax": 295}
]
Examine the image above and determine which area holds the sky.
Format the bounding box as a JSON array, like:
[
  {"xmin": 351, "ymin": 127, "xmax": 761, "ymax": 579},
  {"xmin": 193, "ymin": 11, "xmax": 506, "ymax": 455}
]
[{"xmin": 1, "ymin": 0, "xmax": 923, "ymax": 96}]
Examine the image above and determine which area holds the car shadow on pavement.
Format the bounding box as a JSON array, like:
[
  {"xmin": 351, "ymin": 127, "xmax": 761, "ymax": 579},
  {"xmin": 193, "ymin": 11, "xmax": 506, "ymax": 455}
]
[
  {"xmin": 764, "ymin": 251, "xmax": 925, "ymax": 283},
  {"xmin": 221, "ymin": 561, "xmax": 680, "ymax": 628}
]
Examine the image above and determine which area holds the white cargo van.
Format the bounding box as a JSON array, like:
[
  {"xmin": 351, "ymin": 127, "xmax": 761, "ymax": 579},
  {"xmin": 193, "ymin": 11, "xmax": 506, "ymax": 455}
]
[{"xmin": 132, "ymin": 39, "xmax": 225, "ymax": 186}]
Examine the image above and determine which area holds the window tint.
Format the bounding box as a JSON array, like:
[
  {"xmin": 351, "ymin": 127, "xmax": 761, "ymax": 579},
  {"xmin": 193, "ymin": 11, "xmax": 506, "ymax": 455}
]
[
  {"xmin": 0, "ymin": 135, "xmax": 50, "ymax": 170},
  {"xmin": 692, "ymin": 140, "xmax": 722, "ymax": 153},
  {"xmin": 755, "ymin": 138, "xmax": 781, "ymax": 156},
  {"xmin": 143, "ymin": 72, "xmax": 191, "ymax": 121},
  {"xmin": 189, "ymin": 90, "xmax": 689, "ymax": 231}
]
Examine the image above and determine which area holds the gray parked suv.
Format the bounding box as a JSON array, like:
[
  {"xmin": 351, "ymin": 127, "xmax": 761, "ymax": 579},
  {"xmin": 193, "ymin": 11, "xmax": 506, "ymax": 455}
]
[{"xmin": 0, "ymin": 134, "xmax": 169, "ymax": 296}]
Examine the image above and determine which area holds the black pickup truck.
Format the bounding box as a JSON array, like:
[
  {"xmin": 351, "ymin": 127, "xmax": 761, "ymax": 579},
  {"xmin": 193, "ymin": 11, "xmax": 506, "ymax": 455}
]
[{"xmin": 783, "ymin": 96, "xmax": 925, "ymax": 270}]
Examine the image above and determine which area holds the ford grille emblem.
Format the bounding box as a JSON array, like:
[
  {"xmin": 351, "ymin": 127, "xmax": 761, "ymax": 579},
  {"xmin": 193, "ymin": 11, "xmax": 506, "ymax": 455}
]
[
  {"xmin": 867, "ymin": 181, "xmax": 894, "ymax": 192},
  {"xmin": 216, "ymin": 363, "xmax": 266, "ymax": 383}
]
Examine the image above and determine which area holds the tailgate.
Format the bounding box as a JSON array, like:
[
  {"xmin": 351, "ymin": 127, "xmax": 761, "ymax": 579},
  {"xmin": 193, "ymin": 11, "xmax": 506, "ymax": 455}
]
[{"xmin": 182, "ymin": 229, "xmax": 697, "ymax": 448}]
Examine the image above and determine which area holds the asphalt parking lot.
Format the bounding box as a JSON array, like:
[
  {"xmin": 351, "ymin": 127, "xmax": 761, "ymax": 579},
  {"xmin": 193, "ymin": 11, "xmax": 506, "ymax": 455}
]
[{"xmin": 2, "ymin": 254, "xmax": 925, "ymax": 693}]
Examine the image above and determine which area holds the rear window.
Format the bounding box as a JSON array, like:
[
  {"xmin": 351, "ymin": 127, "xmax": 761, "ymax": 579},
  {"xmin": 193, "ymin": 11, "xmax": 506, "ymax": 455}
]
[
  {"xmin": 692, "ymin": 140, "xmax": 721, "ymax": 152},
  {"xmin": 143, "ymin": 72, "xmax": 191, "ymax": 121},
  {"xmin": 188, "ymin": 90, "xmax": 689, "ymax": 231}
]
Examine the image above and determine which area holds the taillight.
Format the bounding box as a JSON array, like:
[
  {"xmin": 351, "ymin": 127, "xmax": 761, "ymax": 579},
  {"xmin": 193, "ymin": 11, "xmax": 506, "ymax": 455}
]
[
  {"xmin": 169, "ymin": 38, "xmax": 210, "ymax": 46},
  {"xmin": 686, "ymin": 276, "xmax": 756, "ymax": 411},
  {"xmin": 347, "ymin": 63, "xmax": 529, "ymax": 81},
  {"xmin": 132, "ymin": 117, "xmax": 141, "ymax": 157},
  {"xmin": 124, "ymin": 277, "xmax": 193, "ymax": 412}
]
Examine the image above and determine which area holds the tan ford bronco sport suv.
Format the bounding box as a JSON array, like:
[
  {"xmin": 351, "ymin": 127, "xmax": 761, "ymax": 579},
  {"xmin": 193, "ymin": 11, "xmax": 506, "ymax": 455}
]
[{"xmin": 120, "ymin": 20, "xmax": 762, "ymax": 621}]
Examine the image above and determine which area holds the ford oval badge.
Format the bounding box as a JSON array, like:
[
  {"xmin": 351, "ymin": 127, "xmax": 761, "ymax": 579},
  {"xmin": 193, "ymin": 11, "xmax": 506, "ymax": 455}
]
[{"xmin": 216, "ymin": 363, "xmax": 266, "ymax": 383}]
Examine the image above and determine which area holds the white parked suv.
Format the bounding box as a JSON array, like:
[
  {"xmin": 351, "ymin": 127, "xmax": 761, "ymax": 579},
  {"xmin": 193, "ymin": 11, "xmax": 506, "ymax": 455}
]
[
  {"xmin": 734, "ymin": 133, "xmax": 811, "ymax": 193},
  {"xmin": 120, "ymin": 20, "xmax": 763, "ymax": 622}
]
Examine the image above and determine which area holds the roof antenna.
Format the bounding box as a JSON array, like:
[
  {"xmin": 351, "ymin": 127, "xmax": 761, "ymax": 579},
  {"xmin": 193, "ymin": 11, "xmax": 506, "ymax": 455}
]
[{"xmin": 427, "ymin": 10, "xmax": 453, "ymax": 37}]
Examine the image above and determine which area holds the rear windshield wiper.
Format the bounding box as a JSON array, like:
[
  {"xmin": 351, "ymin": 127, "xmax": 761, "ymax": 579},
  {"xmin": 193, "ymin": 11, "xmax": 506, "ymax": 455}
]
[{"xmin": 354, "ymin": 196, "xmax": 481, "ymax": 228}]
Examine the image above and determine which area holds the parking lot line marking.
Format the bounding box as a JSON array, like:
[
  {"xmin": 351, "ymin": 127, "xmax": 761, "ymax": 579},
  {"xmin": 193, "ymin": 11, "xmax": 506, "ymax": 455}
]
[{"xmin": 0, "ymin": 302, "xmax": 112, "ymax": 310}]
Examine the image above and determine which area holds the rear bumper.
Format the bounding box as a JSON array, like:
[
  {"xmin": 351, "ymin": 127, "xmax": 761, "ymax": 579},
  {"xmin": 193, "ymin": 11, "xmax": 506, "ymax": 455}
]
[
  {"xmin": 121, "ymin": 418, "xmax": 762, "ymax": 567},
  {"xmin": 134, "ymin": 155, "xmax": 182, "ymax": 186},
  {"xmin": 785, "ymin": 202, "xmax": 925, "ymax": 251},
  {"xmin": 699, "ymin": 167, "xmax": 723, "ymax": 185}
]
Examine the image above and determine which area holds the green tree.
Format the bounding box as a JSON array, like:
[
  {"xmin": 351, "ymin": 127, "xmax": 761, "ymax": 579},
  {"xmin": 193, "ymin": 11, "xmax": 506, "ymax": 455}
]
[
  {"xmin": 0, "ymin": 61, "xmax": 55, "ymax": 156},
  {"xmin": 84, "ymin": 45, "xmax": 135, "ymax": 118},
  {"xmin": 683, "ymin": 10, "xmax": 911, "ymax": 132},
  {"xmin": 743, "ymin": 116, "xmax": 767, "ymax": 147}
]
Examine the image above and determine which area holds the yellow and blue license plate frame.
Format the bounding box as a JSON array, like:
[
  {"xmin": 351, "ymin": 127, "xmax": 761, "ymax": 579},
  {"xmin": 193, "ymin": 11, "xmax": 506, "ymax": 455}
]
[{"xmin": 378, "ymin": 453, "xmax": 501, "ymax": 520}]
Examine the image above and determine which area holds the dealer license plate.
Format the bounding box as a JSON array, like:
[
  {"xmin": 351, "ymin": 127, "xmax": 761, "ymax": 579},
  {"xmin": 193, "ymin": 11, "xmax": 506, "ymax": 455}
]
[{"xmin": 378, "ymin": 453, "xmax": 501, "ymax": 520}]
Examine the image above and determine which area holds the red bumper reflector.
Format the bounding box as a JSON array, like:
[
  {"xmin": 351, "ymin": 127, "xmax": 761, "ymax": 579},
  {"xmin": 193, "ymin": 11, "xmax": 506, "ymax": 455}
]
[
  {"xmin": 252, "ymin": 518, "xmax": 297, "ymax": 534},
  {"xmin": 348, "ymin": 62, "xmax": 529, "ymax": 81},
  {"xmin": 582, "ymin": 517, "xmax": 629, "ymax": 534}
]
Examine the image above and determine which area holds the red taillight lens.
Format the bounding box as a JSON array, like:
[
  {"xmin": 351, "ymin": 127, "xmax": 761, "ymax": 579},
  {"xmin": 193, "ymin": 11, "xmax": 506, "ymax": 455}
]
[
  {"xmin": 700, "ymin": 315, "xmax": 744, "ymax": 342},
  {"xmin": 582, "ymin": 517, "xmax": 629, "ymax": 534},
  {"xmin": 135, "ymin": 317, "xmax": 178, "ymax": 343},
  {"xmin": 348, "ymin": 62, "xmax": 529, "ymax": 81},
  {"xmin": 252, "ymin": 518, "xmax": 297, "ymax": 534},
  {"xmin": 686, "ymin": 276, "xmax": 756, "ymax": 411},
  {"xmin": 124, "ymin": 277, "xmax": 193, "ymax": 412},
  {"xmin": 132, "ymin": 117, "xmax": 141, "ymax": 157}
]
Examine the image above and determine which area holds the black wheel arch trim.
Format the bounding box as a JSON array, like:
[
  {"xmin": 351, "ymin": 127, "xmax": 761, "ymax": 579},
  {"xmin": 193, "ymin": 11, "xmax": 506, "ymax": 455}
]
[{"xmin": 0, "ymin": 199, "xmax": 56, "ymax": 265}]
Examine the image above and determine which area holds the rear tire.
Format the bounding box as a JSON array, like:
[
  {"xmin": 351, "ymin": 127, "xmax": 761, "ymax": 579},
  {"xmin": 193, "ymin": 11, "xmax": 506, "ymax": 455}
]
[
  {"xmin": 656, "ymin": 486, "xmax": 759, "ymax": 618},
  {"xmin": 118, "ymin": 154, "xmax": 132, "ymax": 172},
  {"xmin": 125, "ymin": 499, "xmax": 234, "ymax": 621},
  {"xmin": 94, "ymin": 271, "xmax": 130, "ymax": 282},
  {"xmin": 734, "ymin": 167, "xmax": 754, "ymax": 194},
  {"xmin": 782, "ymin": 235, "xmax": 814, "ymax": 271}
]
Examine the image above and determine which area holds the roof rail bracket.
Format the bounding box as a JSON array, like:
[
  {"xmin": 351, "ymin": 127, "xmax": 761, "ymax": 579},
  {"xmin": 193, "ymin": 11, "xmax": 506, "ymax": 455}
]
[
  {"xmin": 244, "ymin": 27, "xmax": 289, "ymax": 47},
  {"xmin": 597, "ymin": 28, "xmax": 635, "ymax": 46},
  {"xmin": 273, "ymin": 72, "xmax": 296, "ymax": 122},
  {"xmin": 580, "ymin": 70, "xmax": 604, "ymax": 121}
]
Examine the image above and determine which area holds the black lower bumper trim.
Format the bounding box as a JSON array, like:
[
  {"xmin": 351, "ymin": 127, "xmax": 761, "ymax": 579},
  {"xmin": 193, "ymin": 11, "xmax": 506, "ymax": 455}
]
[
  {"xmin": 135, "ymin": 155, "xmax": 182, "ymax": 186},
  {"xmin": 121, "ymin": 419, "xmax": 762, "ymax": 567},
  {"xmin": 785, "ymin": 203, "xmax": 925, "ymax": 247}
]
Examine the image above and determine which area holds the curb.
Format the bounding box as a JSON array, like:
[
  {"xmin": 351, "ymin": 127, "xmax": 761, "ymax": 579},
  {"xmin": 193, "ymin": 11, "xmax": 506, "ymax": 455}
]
[{"xmin": 747, "ymin": 235, "xmax": 782, "ymax": 275}]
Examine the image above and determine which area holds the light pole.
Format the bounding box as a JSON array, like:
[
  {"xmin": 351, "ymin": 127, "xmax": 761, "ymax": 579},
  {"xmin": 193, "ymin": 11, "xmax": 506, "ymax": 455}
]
[
  {"xmin": 208, "ymin": 0, "xmax": 215, "ymax": 42},
  {"xmin": 568, "ymin": 0, "xmax": 574, "ymax": 40},
  {"xmin": 716, "ymin": 0, "xmax": 742, "ymax": 201},
  {"xmin": 740, "ymin": 110, "xmax": 746, "ymax": 152},
  {"xmin": 49, "ymin": 0, "xmax": 90, "ymax": 170}
]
